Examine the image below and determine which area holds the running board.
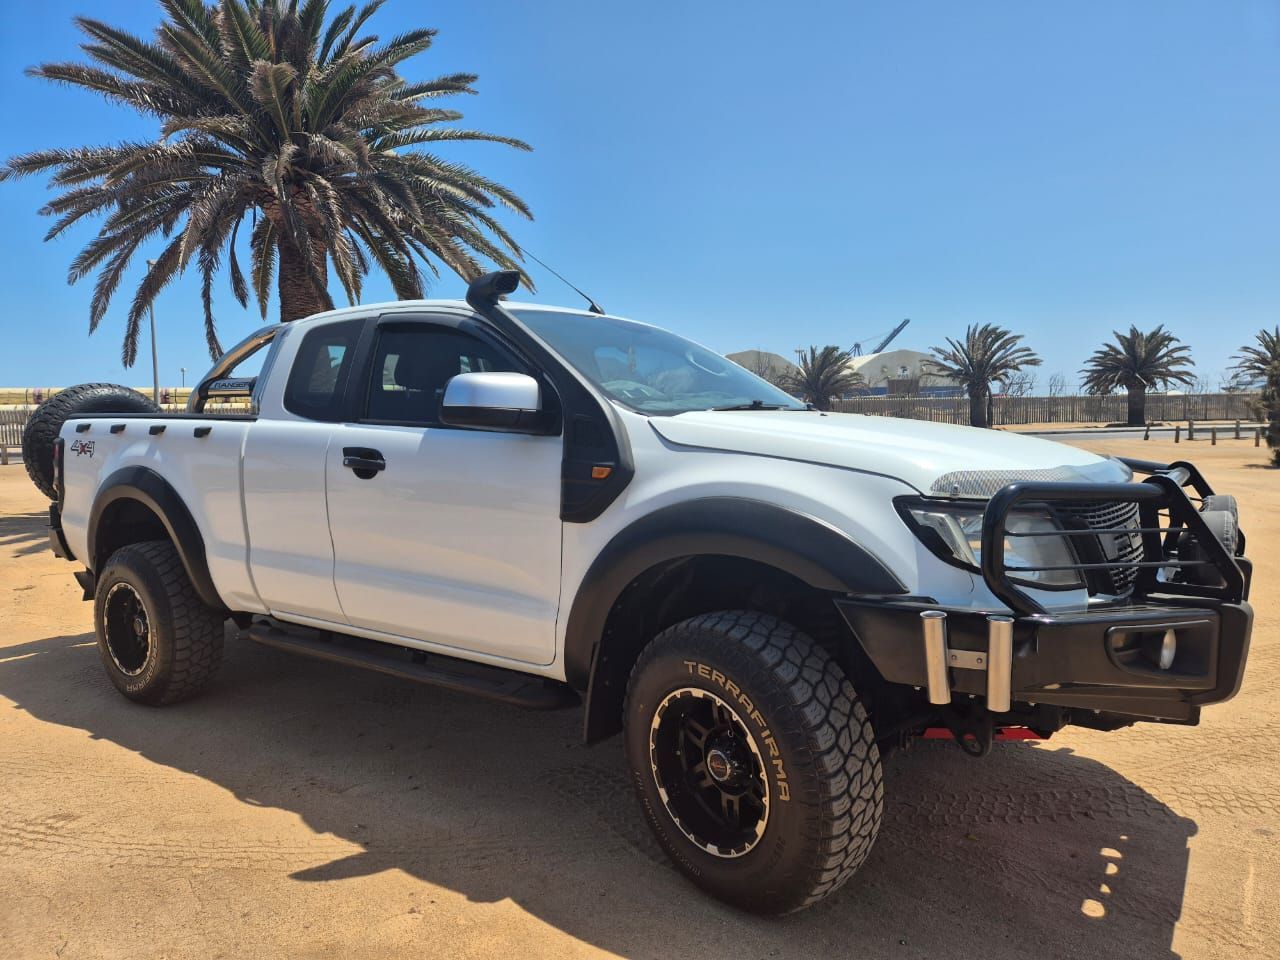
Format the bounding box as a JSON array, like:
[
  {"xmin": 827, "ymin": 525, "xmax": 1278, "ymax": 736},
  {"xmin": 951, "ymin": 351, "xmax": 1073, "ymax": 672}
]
[{"xmin": 246, "ymin": 622, "xmax": 580, "ymax": 711}]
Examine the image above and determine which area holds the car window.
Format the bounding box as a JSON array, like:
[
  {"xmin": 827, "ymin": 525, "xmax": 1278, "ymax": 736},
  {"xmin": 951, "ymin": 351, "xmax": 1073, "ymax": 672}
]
[
  {"xmin": 364, "ymin": 327, "xmax": 519, "ymax": 424},
  {"xmin": 283, "ymin": 319, "xmax": 362, "ymax": 421}
]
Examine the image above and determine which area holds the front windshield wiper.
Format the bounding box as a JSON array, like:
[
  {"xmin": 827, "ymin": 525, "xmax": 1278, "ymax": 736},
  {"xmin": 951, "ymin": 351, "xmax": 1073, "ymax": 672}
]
[{"xmin": 709, "ymin": 400, "xmax": 800, "ymax": 411}]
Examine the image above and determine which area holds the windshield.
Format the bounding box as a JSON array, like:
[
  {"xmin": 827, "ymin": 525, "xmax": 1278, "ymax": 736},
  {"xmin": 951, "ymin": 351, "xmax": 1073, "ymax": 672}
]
[{"xmin": 511, "ymin": 308, "xmax": 804, "ymax": 415}]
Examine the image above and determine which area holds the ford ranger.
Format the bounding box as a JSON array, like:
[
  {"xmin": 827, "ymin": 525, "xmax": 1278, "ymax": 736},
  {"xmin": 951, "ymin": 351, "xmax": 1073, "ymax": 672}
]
[{"xmin": 29, "ymin": 271, "xmax": 1253, "ymax": 913}]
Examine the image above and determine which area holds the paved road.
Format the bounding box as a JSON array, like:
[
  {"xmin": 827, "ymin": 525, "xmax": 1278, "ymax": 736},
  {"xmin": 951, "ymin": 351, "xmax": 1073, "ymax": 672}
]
[{"xmin": 1024, "ymin": 425, "xmax": 1260, "ymax": 443}]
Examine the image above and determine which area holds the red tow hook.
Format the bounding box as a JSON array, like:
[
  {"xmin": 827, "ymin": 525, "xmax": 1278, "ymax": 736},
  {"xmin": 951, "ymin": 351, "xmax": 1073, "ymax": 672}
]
[{"xmin": 919, "ymin": 726, "xmax": 1046, "ymax": 742}]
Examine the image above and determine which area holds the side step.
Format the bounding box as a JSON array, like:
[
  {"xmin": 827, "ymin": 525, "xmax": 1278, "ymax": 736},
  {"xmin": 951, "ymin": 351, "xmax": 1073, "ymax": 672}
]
[{"xmin": 247, "ymin": 622, "xmax": 580, "ymax": 711}]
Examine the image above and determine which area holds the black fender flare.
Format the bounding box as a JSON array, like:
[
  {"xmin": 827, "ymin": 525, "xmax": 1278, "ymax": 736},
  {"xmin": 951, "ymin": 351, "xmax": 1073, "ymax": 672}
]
[
  {"xmin": 562, "ymin": 497, "xmax": 906, "ymax": 691},
  {"xmin": 88, "ymin": 466, "xmax": 225, "ymax": 611}
]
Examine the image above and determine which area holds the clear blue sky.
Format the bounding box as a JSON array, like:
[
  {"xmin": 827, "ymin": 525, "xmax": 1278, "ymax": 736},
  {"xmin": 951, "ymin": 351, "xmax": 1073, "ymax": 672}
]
[{"xmin": 0, "ymin": 0, "xmax": 1277, "ymax": 389}]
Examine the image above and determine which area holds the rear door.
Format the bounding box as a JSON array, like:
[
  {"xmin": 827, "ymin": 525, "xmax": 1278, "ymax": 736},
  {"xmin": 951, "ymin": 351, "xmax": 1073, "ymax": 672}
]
[
  {"xmin": 324, "ymin": 314, "xmax": 564, "ymax": 665},
  {"xmin": 243, "ymin": 318, "xmax": 363, "ymax": 622}
]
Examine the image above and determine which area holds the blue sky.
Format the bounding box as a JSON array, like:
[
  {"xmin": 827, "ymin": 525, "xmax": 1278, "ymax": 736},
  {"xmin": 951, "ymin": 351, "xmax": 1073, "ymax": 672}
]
[{"xmin": 0, "ymin": 0, "xmax": 1277, "ymax": 389}]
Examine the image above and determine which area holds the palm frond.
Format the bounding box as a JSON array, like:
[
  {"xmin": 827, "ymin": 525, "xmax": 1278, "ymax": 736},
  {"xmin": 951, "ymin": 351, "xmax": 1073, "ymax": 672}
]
[{"xmin": 5, "ymin": 0, "xmax": 532, "ymax": 361}]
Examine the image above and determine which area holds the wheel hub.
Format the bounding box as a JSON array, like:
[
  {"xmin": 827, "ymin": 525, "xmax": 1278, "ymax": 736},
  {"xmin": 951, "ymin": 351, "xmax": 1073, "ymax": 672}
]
[
  {"xmin": 103, "ymin": 582, "xmax": 151, "ymax": 677},
  {"xmin": 705, "ymin": 746, "xmax": 736, "ymax": 784},
  {"xmin": 648, "ymin": 687, "xmax": 770, "ymax": 858}
]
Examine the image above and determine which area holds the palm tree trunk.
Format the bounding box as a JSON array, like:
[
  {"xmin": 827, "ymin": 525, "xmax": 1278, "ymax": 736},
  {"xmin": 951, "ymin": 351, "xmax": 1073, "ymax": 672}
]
[
  {"xmin": 277, "ymin": 238, "xmax": 332, "ymax": 322},
  {"xmin": 1264, "ymin": 380, "xmax": 1280, "ymax": 466},
  {"xmin": 969, "ymin": 387, "xmax": 988, "ymax": 428},
  {"xmin": 1126, "ymin": 383, "xmax": 1147, "ymax": 427}
]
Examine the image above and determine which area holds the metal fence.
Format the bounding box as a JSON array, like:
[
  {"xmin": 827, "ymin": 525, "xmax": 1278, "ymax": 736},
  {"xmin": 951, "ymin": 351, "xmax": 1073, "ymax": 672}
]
[{"xmin": 831, "ymin": 392, "xmax": 1260, "ymax": 426}]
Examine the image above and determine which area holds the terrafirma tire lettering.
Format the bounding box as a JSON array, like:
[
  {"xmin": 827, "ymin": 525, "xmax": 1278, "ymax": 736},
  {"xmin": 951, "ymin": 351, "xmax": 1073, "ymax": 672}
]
[
  {"xmin": 681, "ymin": 660, "xmax": 790, "ymax": 800},
  {"xmin": 624, "ymin": 610, "xmax": 883, "ymax": 914}
]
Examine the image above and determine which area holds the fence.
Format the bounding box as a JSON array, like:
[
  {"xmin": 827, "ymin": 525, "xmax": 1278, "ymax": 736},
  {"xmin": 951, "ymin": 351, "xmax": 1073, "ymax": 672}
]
[
  {"xmin": 832, "ymin": 392, "xmax": 1260, "ymax": 426},
  {"xmin": 1, "ymin": 409, "xmax": 26, "ymax": 447}
]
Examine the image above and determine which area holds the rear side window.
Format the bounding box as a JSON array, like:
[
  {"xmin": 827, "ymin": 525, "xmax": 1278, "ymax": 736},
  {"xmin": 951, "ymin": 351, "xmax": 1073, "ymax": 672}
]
[{"xmin": 284, "ymin": 320, "xmax": 362, "ymax": 421}]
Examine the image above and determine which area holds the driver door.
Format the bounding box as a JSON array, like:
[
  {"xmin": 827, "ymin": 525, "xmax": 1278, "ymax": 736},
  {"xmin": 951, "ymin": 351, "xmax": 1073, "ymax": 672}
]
[{"xmin": 323, "ymin": 315, "xmax": 564, "ymax": 665}]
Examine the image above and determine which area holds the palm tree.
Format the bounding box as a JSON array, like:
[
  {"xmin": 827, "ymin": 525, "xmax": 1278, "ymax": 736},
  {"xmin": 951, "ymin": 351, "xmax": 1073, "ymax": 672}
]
[
  {"xmin": 0, "ymin": 0, "xmax": 532, "ymax": 365},
  {"xmin": 925, "ymin": 324, "xmax": 1040, "ymax": 428},
  {"xmin": 779, "ymin": 346, "xmax": 865, "ymax": 411},
  {"xmin": 1080, "ymin": 325, "xmax": 1195, "ymax": 427},
  {"xmin": 1230, "ymin": 326, "xmax": 1280, "ymax": 464}
]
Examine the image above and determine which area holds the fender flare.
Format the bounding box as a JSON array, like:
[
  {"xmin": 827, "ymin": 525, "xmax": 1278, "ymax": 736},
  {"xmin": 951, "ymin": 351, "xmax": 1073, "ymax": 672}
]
[
  {"xmin": 562, "ymin": 497, "xmax": 907, "ymax": 691},
  {"xmin": 88, "ymin": 466, "xmax": 225, "ymax": 610}
]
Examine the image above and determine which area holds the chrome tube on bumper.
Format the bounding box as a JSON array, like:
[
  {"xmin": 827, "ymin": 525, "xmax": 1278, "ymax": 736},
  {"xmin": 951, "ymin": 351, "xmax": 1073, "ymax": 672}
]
[{"xmin": 918, "ymin": 611, "xmax": 1016, "ymax": 713}]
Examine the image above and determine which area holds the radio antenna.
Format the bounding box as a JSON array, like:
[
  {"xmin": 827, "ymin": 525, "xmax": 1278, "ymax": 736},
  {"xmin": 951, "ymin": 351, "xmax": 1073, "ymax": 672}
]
[{"xmin": 523, "ymin": 249, "xmax": 605, "ymax": 315}]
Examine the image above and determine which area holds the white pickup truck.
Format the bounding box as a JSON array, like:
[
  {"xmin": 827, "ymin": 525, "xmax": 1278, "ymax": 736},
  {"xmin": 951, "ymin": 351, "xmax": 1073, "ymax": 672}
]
[{"xmin": 31, "ymin": 271, "xmax": 1252, "ymax": 913}]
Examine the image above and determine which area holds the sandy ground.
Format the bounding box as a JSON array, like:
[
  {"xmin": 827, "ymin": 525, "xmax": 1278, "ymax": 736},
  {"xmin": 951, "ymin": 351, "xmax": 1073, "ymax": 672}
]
[{"xmin": 0, "ymin": 435, "xmax": 1276, "ymax": 960}]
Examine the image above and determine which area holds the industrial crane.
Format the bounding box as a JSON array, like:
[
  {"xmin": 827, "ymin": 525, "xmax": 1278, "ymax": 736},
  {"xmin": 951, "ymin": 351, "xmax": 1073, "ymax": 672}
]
[{"xmin": 851, "ymin": 319, "xmax": 910, "ymax": 356}]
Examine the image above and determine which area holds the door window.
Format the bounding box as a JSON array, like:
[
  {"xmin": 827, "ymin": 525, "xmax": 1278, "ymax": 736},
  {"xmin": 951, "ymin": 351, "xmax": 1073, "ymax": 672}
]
[{"xmin": 364, "ymin": 327, "xmax": 520, "ymax": 425}]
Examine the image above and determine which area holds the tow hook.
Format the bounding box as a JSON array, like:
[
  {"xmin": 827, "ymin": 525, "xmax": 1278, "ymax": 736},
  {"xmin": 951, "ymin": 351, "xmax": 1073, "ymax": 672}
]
[{"xmin": 939, "ymin": 710, "xmax": 994, "ymax": 757}]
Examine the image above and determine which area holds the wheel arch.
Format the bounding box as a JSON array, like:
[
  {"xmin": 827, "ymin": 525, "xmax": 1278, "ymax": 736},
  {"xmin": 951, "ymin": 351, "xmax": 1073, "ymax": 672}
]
[
  {"xmin": 88, "ymin": 466, "xmax": 225, "ymax": 611},
  {"xmin": 565, "ymin": 498, "xmax": 907, "ymax": 743}
]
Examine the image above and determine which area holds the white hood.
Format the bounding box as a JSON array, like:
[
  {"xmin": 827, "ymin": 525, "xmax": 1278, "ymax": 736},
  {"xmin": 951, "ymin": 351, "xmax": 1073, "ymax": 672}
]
[{"xmin": 648, "ymin": 410, "xmax": 1130, "ymax": 496}]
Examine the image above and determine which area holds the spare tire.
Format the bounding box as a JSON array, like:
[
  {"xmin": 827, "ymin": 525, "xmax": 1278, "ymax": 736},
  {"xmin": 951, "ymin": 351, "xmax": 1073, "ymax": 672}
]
[{"xmin": 22, "ymin": 383, "xmax": 159, "ymax": 500}]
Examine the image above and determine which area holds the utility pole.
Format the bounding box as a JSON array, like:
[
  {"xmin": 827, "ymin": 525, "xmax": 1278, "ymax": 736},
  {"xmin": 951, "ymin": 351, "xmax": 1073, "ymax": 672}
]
[
  {"xmin": 180, "ymin": 367, "xmax": 187, "ymax": 387},
  {"xmin": 145, "ymin": 260, "xmax": 160, "ymax": 402}
]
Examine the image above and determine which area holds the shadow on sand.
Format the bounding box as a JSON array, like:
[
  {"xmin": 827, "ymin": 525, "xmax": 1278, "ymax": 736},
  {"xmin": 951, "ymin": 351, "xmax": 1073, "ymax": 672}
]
[
  {"xmin": 0, "ymin": 510, "xmax": 51, "ymax": 559},
  {"xmin": 0, "ymin": 629, "xmax": 1196, "ymax": 958}
]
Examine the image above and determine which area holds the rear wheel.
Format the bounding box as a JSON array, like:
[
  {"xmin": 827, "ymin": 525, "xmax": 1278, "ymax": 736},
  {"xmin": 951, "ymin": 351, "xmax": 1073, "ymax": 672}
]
[
  {"xmin": 94, "ymin": 541, "xmax": 225, "ymax": 705},
  {"xmin": 624, "ymin": 611, "xmax": 883, "ymax": 913}
]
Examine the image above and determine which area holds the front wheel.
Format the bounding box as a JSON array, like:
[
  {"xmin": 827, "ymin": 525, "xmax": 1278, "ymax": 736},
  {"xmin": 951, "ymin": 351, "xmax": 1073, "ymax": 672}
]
[{"xmin": 624, "ymin": 611, "xmax": 883, "ymax": 914}]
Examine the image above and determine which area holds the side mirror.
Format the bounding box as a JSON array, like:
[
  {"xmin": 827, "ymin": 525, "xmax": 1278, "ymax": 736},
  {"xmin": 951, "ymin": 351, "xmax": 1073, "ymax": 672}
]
[{"xmin": 439, "ymin": 372, "xmax": 550, "ymax": 433}]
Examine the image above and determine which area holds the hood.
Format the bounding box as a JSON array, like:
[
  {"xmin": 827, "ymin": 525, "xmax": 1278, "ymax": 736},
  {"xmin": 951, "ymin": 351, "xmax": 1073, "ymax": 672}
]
[{"xmin": 648, "ymin": 410, "xmax": 1130, "ymax": 495}]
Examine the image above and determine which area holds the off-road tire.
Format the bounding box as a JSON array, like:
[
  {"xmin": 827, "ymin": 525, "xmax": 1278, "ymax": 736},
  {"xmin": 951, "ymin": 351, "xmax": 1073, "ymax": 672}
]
[
  {"xmin": 22, "ymin": 382, "xmax": 159, "ymax": 499},
  {"xmin": 94, "ymin": 541, "xmax": 224, "ymax": 705},
  {"xmin": 624, "ymin": 611, "xmax": 883, "ymax": 914}
]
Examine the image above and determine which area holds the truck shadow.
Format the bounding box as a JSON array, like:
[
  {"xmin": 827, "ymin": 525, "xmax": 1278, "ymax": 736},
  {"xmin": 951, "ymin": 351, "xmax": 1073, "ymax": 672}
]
[
  {"xmin": 0, "ymin": 629, "xmax": 1198, "ymax": 959},
  {"xmin": 0, "ymin": 510, "xmax": 51, "ymax": 558}
]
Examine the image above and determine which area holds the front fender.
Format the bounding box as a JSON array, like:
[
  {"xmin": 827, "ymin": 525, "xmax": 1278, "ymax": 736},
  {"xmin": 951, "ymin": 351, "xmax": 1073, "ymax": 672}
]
[{"xmin": 562, "ymin": 496, "xmax": 907, "ymax": 691}]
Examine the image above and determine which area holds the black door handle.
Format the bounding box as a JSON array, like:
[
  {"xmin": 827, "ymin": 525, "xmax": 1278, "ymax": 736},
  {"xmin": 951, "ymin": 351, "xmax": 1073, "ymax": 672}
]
[{"xmin": 342, "ymin": 447, "xmax": 386, "ymax": 478}]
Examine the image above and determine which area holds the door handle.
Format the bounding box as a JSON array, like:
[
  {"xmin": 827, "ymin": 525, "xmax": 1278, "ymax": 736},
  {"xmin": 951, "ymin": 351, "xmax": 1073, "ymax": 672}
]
[{"xmin": 342, "ymin": 447, "xmax": 386, "ymax": 477}]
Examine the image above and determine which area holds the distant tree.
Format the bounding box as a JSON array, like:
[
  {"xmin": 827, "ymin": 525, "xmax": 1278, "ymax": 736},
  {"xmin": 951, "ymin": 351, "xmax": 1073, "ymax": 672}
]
[
  {"xmin": 741, "ymin": 350, "xmax": 782, "ymax": 386},
  {"xmin": 1046, "ymin": 372, "xmax": 1069, "ymax": 397},
  {"xmin": 925, "ymin": 324, "xmax": 1041, "ymax": 428},
  {"xmin": 1230, "ymin": 326, "xmax": 1280, "ymax": 465},
  {"xmin": 0, "ymin": 0, "xmax": 531, "ymax": 364},
  {"xmin": 1003, "ymin": 370, "xmax": 1037, "ymax": 398},
  {"xmin": 780, "ymin": 346, "xmax": 866, "ymax": 411},
  {"xmin": 1080, "ymin": 325, "xmax": 1195, "ymax": 427}
]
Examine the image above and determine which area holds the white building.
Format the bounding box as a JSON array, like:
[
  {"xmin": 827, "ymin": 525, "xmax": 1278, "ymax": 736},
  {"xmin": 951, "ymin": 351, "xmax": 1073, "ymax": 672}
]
[{"xmin": 848, "ymin": 349, "xmax": 961, "ymax": 396}]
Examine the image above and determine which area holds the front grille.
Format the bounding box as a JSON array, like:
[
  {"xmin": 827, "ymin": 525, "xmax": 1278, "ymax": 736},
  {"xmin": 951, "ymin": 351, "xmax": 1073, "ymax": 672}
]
[{"xmin": 1054, "ymin": 500, "xmax": 1144, "ymax": 594}]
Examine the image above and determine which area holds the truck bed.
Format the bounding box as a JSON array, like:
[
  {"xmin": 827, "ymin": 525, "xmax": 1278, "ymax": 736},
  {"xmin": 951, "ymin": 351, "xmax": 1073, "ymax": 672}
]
[{"xmin": 59, "ymin": 414, "xmax": 258, "ymax": 611}]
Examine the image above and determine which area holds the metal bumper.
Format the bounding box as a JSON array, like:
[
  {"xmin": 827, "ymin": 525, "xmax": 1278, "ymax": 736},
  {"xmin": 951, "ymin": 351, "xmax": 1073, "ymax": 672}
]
[{"xmin": 837, "ymin": 596, "xmax": 1253, "ymax": 723}]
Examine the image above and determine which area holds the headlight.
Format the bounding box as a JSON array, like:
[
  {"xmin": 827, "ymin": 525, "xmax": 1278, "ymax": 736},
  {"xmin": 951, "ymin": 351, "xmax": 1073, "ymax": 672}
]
[{"xmin": 900, "ymin": 499, "xmax": 1083, "ymax": 589}]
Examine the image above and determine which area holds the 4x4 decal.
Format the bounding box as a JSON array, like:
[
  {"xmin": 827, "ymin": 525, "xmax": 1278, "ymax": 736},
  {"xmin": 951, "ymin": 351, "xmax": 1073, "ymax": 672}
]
[{"xmin": 69, "ymin": 439, "xmax": 95, "ymax": 458}]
